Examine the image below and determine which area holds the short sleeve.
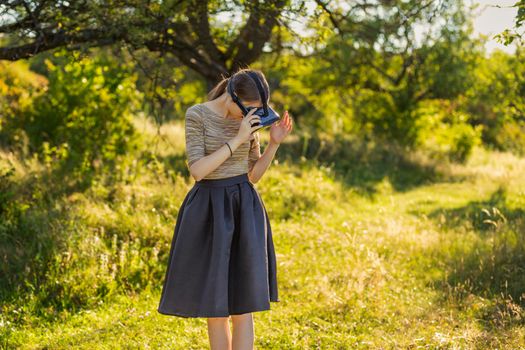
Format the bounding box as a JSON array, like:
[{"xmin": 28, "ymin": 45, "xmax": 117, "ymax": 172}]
[
  {"xmin": 185, "ymin": 106, "xmax": 205, "ymax": 167},
  {"xmin": 248, "ymin": 131, "xmax": 261, "ymax": 171}
]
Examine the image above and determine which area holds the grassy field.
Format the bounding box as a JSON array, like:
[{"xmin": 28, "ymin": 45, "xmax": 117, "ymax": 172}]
[{"xmin": 1, "ymin": 115, "xmax": 524, "ymax": 349}]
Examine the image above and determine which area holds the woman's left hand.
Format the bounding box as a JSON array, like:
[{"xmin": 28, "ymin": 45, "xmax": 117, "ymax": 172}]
[{"xmin": 270, "ymin": 110, "xmax": 293, "ymax": 145}]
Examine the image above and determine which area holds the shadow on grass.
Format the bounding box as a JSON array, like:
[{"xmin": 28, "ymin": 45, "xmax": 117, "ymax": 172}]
[
  {"xmin": 422, "ymin": 185, "xmax": 525, "ymax": 329},
  {"xmin": 270, "ymin": 133, "xmax": 469, "ymax": 198},
  {"xmin": 152, "ymin": 132, "xmax": 468, "ymax": 199}
]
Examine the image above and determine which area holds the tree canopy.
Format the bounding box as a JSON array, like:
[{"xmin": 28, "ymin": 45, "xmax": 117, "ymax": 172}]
[{"xmin": 1, "ymin": 0, "xmax": 457, "ymax": 87}]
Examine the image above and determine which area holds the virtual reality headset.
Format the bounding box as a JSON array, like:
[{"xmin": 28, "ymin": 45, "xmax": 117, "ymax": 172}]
[{"xmin": 227, "ymin": 71, "xmax": 280, "ymax": 129}]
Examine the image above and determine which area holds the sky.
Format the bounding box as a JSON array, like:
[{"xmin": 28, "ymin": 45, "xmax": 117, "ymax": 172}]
[{"xmin": 468, "ymin": 0, "xmax": 520, "ymax": 54}]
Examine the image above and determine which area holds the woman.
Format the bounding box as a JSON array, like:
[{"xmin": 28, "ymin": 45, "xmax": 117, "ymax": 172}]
[{"xmin": 157, "ymin": 67, "xmax": 293, "ymax": 349}]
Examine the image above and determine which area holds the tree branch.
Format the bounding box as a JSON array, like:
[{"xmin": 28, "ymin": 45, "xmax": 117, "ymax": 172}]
[
  {"xmin": 0, "ymin": 28, "xmax": 114, "ymax": 60},
  {"xmin": 186, "ymin": 0, "xmax": 225, "ymax": 63},
  {"xmin": 227, "ymin": 0, "xmax": 288, "ymax": 70}
]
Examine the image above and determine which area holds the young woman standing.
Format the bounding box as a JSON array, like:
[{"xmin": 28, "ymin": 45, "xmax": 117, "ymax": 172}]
[{"xmin": 157, "ymin": 68, "xmax": 293, "ymax": 349}]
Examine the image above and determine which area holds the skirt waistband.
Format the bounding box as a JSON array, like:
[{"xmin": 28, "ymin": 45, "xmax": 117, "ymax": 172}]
[{"xmin": 194, "ymin": 173, "xmax": 249, "ymax": 187}]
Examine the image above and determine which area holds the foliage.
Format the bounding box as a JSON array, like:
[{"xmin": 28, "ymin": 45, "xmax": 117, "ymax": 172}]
[
  {"xmin": 414, "ymin": 100, "xmax": 483, "ymax": 163},
  {"xmin": 465, "ymin": 48, "xmax": 525, "ymax": 155},
  {"xmin": 0, "ymin": 61, "xmax": 47, "ymax": 152},
  {"xmin": 5, "ymin": 51, "xmax": 143, "ymax": 181},
  {"xmin": 265, "ymin": 0, "xmax": 483, "ymax": 155},
  {"xmin": 0, "ymin": 0, "xmax": 290, "ymax": 88},
  {"xmin": 494, "ymin": 0, "xmax": 525, "ymax": 46}
]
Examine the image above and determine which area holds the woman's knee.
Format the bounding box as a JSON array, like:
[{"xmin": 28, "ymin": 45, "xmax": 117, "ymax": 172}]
[{"xmin": 230, "ymin": 313, "xmax": 252, "ymax": 322}]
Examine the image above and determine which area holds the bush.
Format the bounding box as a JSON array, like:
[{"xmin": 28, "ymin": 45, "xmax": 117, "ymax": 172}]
[
  {"xmin": 415, "ymin": 100, "xmax": 483, "ymax": 163},
  {"xmin": 465, "ymin": 49, "xmax": 525, "ymax": 155},
  {"xmin": 7, "ymin": 52, "xmax": 142, "ymax": 180},
  {"xmin": 494, "ymin": 121, "xmax": 525, "ymax": 157},
  {"xmin": 0, "ymin": 61, "xmax": 47, "ymax": 152}
]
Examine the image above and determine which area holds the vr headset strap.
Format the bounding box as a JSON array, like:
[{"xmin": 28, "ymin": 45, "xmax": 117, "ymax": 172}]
[{"xmin": 246, "ymin": 71, "xmax": 269, "ymax": 115}]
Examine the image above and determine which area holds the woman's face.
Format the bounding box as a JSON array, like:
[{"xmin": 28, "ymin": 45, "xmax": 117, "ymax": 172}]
[{"xmin": 228, "ymin": 98, "xmax": 264, "ymax": 119}]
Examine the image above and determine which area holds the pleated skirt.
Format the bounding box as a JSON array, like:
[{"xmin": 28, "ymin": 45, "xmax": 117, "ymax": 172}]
[{"xmin": 157, "ymin": 173, "xmax": 279, "ymax": 318}]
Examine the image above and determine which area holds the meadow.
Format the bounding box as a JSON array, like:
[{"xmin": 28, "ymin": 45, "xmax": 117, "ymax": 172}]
[{"xmin": 1, "ymin": 114, "xmax": 524, "ymax": 349}]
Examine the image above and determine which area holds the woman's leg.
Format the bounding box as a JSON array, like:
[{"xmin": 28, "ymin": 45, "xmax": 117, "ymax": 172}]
[
  {"xmin": 230, "ymin": 313, "xmax": 254, "ymax": 350},
  {"xmin": 207, "ymin": 316, "xmax": 232, "ymax": 350}
]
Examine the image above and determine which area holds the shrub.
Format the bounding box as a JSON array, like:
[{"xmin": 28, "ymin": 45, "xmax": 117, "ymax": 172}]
[
  {"xmin": 10, "ymin": 53, "xmax": 142, "ymax": 180},
  {"xmin": 0, "ymin": 61, "xmax": 47, "ymax": 152},
  {"xmin": 415, "ymin": 100, "xmax": 483, "ymax": 163}
]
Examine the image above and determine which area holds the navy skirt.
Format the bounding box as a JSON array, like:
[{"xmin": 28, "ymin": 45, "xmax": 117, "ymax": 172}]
[{"xmin": 157, "ymin": 173, "xmax": 279, "ymax": 318}]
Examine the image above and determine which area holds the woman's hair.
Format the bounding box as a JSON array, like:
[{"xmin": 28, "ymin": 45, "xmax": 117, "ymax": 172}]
[{"xmin": 207, "ymin": 68, "xmax": 270, "ymax": 104}]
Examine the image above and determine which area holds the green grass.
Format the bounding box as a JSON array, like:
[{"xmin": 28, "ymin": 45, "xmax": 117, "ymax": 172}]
[{"xmin": 1, "ymin": 115, "xmax": 524, "ymax": 349}]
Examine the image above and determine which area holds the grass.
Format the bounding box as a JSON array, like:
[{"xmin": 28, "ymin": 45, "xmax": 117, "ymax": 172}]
[{"xmin": 1, "ymin": 114, "xmax": 524, "ymax": 349}]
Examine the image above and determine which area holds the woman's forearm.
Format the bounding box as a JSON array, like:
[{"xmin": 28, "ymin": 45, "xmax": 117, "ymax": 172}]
[
  {"xmin": 248, "ymin": 140, "xmax": 280, "ymax": 184},
  {"xmin": 189, "ymin": 135, "xmax": 245, "ymax": 181}
]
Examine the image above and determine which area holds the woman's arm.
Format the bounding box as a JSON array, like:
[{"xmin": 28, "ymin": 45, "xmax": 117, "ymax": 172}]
[
  {"xmin": 187, "ymin": 108, "xmax": 263, "ymax": 182},
  {"xmin": 248, "ymin": 110, "xmax": 293, "ymax": 184},
  {"xmin": 189, "ymin": 135, "xmax": 246, "ymax": 182},
  {"xmin": 248, "ymin": 141, "xmax": 280, "ymax": 184}
]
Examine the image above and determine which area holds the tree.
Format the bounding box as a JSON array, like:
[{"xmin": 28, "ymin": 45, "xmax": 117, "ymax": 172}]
[
  {"xmin": 0, "ymin": 0, "xmax": 288, "ymax": 88},
  {"xmin": 271, "ymin": 0, "xmax": 480, "ymax": 146},
  {"xmin": 1, "ymin": 0, "xmax": 460, "ymax": 90}
]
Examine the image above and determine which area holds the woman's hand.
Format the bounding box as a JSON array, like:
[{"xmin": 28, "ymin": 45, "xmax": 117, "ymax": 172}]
[
  {"xmin": 237, "ymin": 109, "xmax": 263, "ymax": 143},
  {"xmin": 270, "ymin": 110, "xmax": 293, "ymax": 145}
]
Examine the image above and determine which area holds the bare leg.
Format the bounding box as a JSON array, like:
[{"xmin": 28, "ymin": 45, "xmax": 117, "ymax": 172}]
[
  {"xmin": 207, "ymin": 316, "xmax": 232, "ymax": 350},
  {"xmin": 231, "ymin": 313, "xmax": 254, "ymax": 350}
]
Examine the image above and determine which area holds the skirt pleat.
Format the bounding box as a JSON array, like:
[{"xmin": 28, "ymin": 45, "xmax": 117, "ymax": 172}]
[{"xmin": 157, "ymin": 173, "xmax": 279, "ymax": 318}]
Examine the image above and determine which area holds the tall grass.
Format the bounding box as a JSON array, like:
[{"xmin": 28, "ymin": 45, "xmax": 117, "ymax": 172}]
[{"xmin": 1, "ymin": 115, "xmax": 524, "ymax": 349}]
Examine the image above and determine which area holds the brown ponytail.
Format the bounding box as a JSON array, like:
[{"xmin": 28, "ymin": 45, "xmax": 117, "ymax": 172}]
[{"xmin": 207, "ymin": 77, "xmax": 229, "ymax": 101}]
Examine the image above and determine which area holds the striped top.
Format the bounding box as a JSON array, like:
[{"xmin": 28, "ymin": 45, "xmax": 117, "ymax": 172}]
[{"xmin": 185, "ymin": 103, "xmax": 261, "ymax": 179}]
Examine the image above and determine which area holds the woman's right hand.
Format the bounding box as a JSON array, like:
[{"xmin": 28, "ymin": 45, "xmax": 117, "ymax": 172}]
[{"xmin": 237, "ymin": 109, "xmax": 263, "ymax": 143}]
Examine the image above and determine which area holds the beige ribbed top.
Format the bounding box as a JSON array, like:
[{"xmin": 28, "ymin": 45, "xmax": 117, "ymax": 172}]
[{"xmin": 185, "ymin": 103, "xmax": 261, "ymax": 179}]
